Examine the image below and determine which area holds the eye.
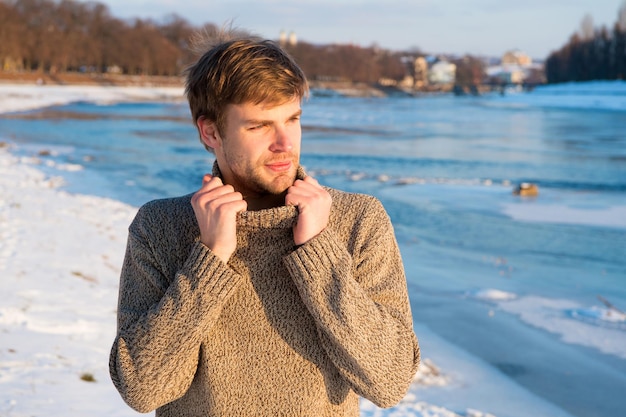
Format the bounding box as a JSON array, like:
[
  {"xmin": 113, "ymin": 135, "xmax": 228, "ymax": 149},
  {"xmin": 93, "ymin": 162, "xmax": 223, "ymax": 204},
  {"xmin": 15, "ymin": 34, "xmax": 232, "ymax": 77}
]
[{"xmin": 247, "ymin": 123, "xmax": 267, "ymax": 131}]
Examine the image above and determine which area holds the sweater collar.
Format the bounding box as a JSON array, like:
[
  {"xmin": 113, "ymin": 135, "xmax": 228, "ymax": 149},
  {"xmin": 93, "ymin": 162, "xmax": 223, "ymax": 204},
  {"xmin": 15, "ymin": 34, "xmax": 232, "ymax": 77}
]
[{"xmin": 211, "ymin": 160, "xmax": 304, "ymax": 229}]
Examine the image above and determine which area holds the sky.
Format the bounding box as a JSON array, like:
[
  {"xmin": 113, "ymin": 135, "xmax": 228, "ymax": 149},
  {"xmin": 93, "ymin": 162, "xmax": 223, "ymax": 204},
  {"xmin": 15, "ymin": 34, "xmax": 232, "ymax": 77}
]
[{"xmin": 82, "ymin": 0, "xmax": 622, "ymax": 59}]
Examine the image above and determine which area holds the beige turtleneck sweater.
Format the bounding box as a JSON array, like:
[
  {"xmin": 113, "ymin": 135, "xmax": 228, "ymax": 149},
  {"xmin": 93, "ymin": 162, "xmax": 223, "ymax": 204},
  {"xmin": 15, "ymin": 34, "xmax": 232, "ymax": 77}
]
[{"xmin": 110, "ymin": 165, "xmax": 419, "ymax": 416}]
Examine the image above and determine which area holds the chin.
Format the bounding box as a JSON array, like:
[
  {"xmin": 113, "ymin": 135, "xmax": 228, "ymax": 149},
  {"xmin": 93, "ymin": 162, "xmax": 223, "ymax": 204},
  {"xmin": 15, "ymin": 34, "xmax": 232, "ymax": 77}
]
[{"xmin": 265, "ymin": 172, "xmax": 296, "ymax": 195}]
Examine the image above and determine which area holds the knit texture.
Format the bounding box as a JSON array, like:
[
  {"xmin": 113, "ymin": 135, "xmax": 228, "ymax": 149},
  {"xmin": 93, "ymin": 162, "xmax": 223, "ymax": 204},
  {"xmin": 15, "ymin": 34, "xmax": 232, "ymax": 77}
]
[{"xmin": 110, "ymin": 165, "xmax": 420, "ymax": 416}]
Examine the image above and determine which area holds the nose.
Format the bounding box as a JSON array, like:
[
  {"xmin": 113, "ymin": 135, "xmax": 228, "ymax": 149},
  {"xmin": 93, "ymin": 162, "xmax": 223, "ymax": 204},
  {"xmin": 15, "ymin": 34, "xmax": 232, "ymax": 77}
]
[{"xmin": 270, "ymin": 126, "xmax": 293, "ymax": 152}]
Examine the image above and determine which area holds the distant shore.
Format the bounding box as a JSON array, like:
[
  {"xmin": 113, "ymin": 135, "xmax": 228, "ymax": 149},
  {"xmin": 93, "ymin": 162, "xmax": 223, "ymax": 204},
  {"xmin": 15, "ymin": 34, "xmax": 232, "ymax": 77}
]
[{"xmin": 0, "ymin": 71, "xmax": 437, "ymax": 97}]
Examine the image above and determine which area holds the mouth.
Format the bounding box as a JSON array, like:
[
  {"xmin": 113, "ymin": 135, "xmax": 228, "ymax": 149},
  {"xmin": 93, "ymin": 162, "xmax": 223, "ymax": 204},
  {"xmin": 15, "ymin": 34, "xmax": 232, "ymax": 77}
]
[{"xmin": 265, "ymin": 160, "xmax": 293, "ymax": 173}]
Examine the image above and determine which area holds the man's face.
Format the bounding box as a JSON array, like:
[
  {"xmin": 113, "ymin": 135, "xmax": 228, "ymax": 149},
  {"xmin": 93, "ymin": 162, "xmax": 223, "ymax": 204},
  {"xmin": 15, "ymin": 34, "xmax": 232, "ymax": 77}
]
[{"xmin": 213, "ymin": 97, "xmax": 302, "ymax": 199}]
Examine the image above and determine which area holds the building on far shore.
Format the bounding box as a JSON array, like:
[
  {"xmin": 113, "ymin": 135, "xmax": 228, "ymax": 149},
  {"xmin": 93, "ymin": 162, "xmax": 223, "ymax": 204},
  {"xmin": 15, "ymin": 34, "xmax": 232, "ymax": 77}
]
[
  {"xmin": 501, "ymin": 49, "xmax": 532, "ymax": 66},
  {"xmin": 486, "ymin": 49, "xmax": 544, "ymax": 86},
  {"xmin": 428, "ymin": 59, "xmax": 456, "ymax": 86},
  {"xmin": 383, "ymin": 55, "xmax": 457, "ymax": 92}
]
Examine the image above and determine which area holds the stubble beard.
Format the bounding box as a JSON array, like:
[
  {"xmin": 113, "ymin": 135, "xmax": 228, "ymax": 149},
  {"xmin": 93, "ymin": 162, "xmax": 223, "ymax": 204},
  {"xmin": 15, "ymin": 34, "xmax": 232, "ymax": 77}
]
[{"xmin": 237, "ymin": 155, "xmax": 299, "ymax": 198}]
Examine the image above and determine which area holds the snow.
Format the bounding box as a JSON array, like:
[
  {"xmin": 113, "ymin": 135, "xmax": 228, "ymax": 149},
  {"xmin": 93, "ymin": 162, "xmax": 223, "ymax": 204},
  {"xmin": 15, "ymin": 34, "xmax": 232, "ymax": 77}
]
[
  {"xmin": 496, "ymin": 296, "xmax": 626, "ymax": 360},
  {"xmin": 501, "ymin": 202, "xmax": 626, "ymax": 229},
  {"xmin": 463, "ymin": 289, "xmax": 626, "ymax": 360},
  {"xmin": 0, "ymin": 146, "xmax": 139, "ymax": 416},
  {"xmin": 0, "ymin": 84, "xmax": 184, "ymax": 114},
  {"xmin": 467, "ymin": 289, "xmax": 517, "ymax": 301}
]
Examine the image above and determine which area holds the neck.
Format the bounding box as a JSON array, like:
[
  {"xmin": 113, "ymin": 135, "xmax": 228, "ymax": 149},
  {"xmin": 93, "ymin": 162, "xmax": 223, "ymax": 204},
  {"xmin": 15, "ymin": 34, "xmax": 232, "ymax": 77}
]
[{"xmin": 244, "ymin": 191, "xmax": 287, "ymax": 211}]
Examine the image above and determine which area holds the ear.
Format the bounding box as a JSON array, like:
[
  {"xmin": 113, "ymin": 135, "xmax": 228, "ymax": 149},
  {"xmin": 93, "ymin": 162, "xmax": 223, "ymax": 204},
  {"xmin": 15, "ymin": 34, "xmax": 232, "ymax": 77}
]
[{"xmin": 197, "ymin": 117, "xmax": 221, "ymax": 150}]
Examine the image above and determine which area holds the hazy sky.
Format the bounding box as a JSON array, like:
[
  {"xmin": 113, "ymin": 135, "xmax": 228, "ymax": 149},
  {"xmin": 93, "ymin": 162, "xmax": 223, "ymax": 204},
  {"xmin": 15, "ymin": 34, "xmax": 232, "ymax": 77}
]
[{"xmin": 86, "ymin": 0, "xmax": 623, "ymax": 59}]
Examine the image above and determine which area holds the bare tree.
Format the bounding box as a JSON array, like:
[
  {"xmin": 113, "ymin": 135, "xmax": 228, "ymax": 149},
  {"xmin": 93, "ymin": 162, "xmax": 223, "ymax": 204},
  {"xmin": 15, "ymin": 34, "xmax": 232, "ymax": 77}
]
[
  {"xmin": 454, "ymin": 55, "xmax": 485, "ymax": 87},
  {"xmin": 158, "ymin": 13, "xmax": 196, "ymax": 70},
  {"xmin": 0, "ymin": 1, "xmax": 26, "ymax": 70}
]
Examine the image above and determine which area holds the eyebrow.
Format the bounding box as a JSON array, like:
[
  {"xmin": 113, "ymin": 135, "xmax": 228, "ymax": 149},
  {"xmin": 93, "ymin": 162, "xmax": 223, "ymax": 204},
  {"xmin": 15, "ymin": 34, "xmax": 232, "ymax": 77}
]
[{"xmin": 244, "ymin": 109, "xmax": 302, "ymax": 125}]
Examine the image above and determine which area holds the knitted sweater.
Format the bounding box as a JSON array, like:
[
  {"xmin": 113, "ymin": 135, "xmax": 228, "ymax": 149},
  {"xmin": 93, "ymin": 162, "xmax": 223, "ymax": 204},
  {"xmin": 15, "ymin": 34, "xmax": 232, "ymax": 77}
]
[{"xmin": 110, "ymin": 166, "xmax": 420, "ymax": 416}]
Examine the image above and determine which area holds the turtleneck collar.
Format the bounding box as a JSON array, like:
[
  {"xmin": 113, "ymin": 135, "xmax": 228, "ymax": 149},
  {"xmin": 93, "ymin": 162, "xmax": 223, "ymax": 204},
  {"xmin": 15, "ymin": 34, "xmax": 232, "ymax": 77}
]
[{"xmin": 210, "ymin": 160, "xmax": 305, "ymax": 229}]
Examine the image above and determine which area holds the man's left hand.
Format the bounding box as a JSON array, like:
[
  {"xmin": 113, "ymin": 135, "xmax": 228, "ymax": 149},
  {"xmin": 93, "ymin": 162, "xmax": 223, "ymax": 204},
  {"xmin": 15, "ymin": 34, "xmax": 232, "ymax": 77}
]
[{"xmin": 285, "ymin": 176, "xmax": 332, "ymax": 246}]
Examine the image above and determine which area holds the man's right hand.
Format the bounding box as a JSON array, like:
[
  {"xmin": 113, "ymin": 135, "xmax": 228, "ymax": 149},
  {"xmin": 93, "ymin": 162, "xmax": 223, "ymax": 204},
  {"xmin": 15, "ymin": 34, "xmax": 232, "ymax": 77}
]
[{"xmin": 191, "ymin": 174, "xmax": 247, "ymax": 264}]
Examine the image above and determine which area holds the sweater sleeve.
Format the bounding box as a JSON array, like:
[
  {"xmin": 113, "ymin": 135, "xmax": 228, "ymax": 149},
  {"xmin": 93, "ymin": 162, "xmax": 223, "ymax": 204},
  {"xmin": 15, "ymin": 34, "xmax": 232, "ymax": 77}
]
[
  {"xmin": 109, "ymin": 208, "xmax": 243, "ymax": 413},
  {"xmin": 283, "ymin": 196, "xmax": 420, "ymax": 408}
]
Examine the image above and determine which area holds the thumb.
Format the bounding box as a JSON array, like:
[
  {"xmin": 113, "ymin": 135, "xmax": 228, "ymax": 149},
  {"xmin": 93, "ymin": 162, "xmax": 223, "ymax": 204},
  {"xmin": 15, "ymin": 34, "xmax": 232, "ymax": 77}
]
[{"xmin": 201, "ymin": 174, "xmax": 213, "ymax": 185}]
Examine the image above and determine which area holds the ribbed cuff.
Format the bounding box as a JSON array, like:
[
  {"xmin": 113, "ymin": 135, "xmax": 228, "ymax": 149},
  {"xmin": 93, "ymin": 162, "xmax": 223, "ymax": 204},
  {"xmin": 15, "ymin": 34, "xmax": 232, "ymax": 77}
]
[
  {"xmin": 284, "ymin": 228, "xmax": 349, "ymax": 292},
  {"xmin": 183, "ymin": 241, "xmax": 242, "ymax": 299}
]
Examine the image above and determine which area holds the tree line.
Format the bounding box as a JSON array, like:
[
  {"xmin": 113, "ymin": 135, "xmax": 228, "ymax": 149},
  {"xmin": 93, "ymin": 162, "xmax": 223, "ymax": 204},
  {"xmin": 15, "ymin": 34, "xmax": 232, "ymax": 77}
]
[
  {"xmin": 0, "ymin": 0, "xmax": 414, "ymax": 83},
  {"xmin": 283, "ymin": 42, "xmax": 407, "ymax": 84},
  {"xmin": 12, "ymin": 0, "xmax": 624, "ymax": 87},
  {"xmin": 0, "ymin": 0, "xmax": 196, "ymax": 75},
  {"xmin": 545, "ymin": 4, "xmax": 626, "ymax": 83}
]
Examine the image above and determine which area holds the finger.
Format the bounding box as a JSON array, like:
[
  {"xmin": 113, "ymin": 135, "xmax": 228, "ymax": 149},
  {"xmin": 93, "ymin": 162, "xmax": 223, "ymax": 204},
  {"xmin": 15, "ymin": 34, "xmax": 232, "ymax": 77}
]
[
  {"xmin": 202, "ymin": 175, "xmax": 224, "ymax": 189},
  {"xmin": 198, "ymin": 174, "xmax": 222, "ymax": 192},
  {"xmin": 193, "ymin": 176, "xmax": 222, "ymax": 202},
  {"xmin": 288, "ymin": 178, "xmax": 323, "ymax": 199},
  {"xmin": 196, "ymin": 188, "xmax": 242, "ymax": 210},
  {"xmin": 208, "ymin": 191, "xmax": 244, "ymax": 208},
  {"xmin": 293, "ymin": 177, "xmax": 323, "ymax": 194},
  {"xmin": 285, "ymin": 186, "xmax": 315, "ymax": 207},
  {"xmin": 285, "ymin": 186, "xmax": 305, "ymax": 206},
  {"xmin": 221, "ymin": 198, "xmax": 248, "ymax": 214},
  {"xmin": 289, "ymin": 179, "xmax": 311, "ymax": 193},
  {"xmin": 205, "ymin": 196, "xmax": 247, "ymax": 215},
  {"xmin": 201, "ymin": 174, "xmax": 213, "ymax": 185},
  {"xmin": 192, "ymin": 182, "xmax": 235, "ymax": 207}
]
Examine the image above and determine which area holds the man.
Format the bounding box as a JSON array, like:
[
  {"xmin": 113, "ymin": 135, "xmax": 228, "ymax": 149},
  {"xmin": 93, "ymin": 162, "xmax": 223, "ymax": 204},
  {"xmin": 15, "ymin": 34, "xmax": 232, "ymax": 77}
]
[{"xmin": 110, "ymin": 34, "xmax": 419, "ymax": 416}]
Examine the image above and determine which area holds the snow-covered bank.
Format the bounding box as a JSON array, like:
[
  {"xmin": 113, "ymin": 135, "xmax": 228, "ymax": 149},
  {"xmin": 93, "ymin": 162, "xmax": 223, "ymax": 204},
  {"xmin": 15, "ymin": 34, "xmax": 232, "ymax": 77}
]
[
  {"xmin": 0, "ymin": 84, "xmax": 185, "ymax": 115},
  {"xmin": 0, "ymin": 147, "xmax": 138, "ymax": 416}
]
